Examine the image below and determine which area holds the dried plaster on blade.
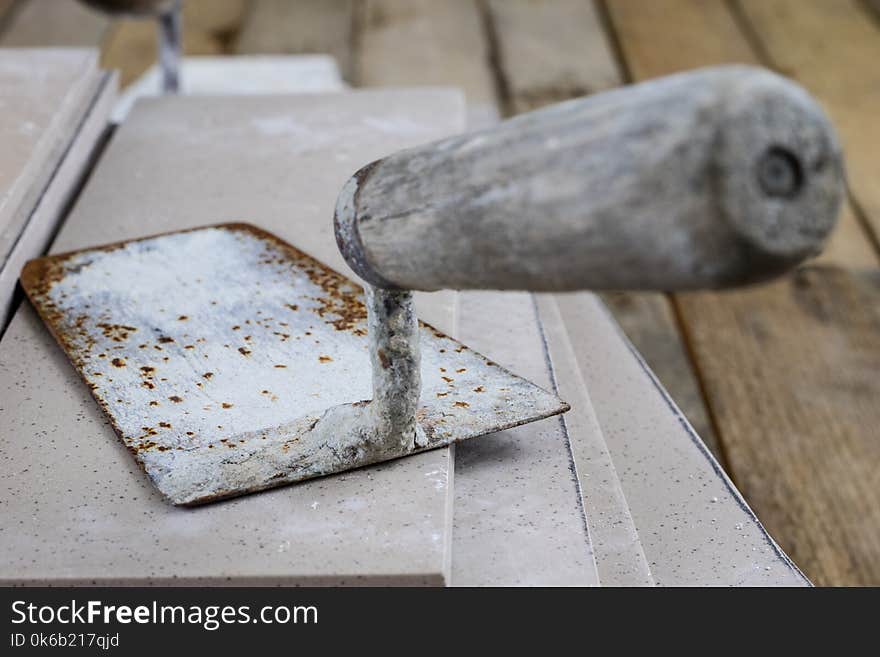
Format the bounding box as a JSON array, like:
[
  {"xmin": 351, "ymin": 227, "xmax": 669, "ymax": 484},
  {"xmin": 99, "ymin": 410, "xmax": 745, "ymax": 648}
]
[{"xmin": 22, "ymin": 225, "xmax": 567, "ymax": 505}]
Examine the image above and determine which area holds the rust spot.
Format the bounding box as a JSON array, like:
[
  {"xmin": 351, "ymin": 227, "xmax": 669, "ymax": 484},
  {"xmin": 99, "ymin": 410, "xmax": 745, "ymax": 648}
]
[
  {"xmin": 203, "ymin": 372, "xmax": 214, "ymax": 379},
  {"xmin": 377, "ymin": 349, "xmax": 389, "ymax": 369},
  {"xmin": 142, "ymin": 381, "xmax": 155, "ymax": 389},
  {"xmin": 222, "ymin": 402, "xmax": 234, "ymax": 409},
  {"xmin": 159, "ymin": 421, "xmax": 171, "ymax": 429},
  {"xmin": 96, "ymin": 323, "xmax": 138, "ymax": 342},
  {"xmin": 149, "ymin": 401, "xmax": 159, "ymax": 406},
  {"xmin": 473, "ymin": 386, "xmax": 485, "ymax": 393},
  {"xmin": 168, "ymin": 395, "xmax": 183, "ymax": 403},
  {"xmin": 238, "ymin": 347, "xmax": 251, "ymax": 356},
  {"xmin": 158, "ymin": 336, "xmax": 174, "ymax": 344},
  {"xmin": 274, "ymin": 364, "xmax": 287, "ymax": 368},
  {"xmin": 454, "ymin": 401, "xmax": 470, "ymax": 408},
  {"xmin": 232, "ymin": 325, "xmax": 240, "ymax": 331},
  {"xmin": 140, "ymin": 366, "xmax": 155, "ymax": 373},
  {"xmin": 456, "ymin": 368, "xmax": 466, "ymax": 373},
  {"xmin": 111, "ymin": 357, "xmax": 126, "ymax": 368},
  {"xmin": 441, "ymin": 376, "xmax": 453, "ymax": 383},
  {"xmin": 318, "ymin": 355, "xmax": 333, "ymax": 363},
  {"xmin": 439, "ymin": 367, "xmax": 446, "ymax": 373},
  {"xmin": 178, "ymin": 315, "xmax": 188, "ymax": 321},
  {"xmin": 436, "ymin": 392, "xmax": 449, "ymax": 398}
]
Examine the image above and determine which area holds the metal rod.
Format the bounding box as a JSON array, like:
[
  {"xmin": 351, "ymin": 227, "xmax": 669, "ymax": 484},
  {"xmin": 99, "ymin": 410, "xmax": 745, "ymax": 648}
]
[
  {"xmin": 364, "ymin": 285, "xmax": 426, "ymax": 451},
  {"xmin": 157, "ymin": 0, "xmax": 181, "ymax": 93}
]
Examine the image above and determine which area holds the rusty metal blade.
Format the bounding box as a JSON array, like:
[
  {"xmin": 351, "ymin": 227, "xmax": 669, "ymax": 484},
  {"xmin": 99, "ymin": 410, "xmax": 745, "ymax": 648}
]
[{"xmin": 21, "ymin": 224, "xmax": 568, "ymax": 505}]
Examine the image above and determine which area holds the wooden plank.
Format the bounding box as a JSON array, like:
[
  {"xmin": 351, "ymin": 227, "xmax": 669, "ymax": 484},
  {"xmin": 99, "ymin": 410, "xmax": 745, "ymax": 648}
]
[
  {"xmin": 736, "ymin": 0, "xmax": 880, "ymax": 249},
  {"xmin": 234, "ymin": 0, "xmax": 355, "ymax": 81},
  {"xmin": 0, "ymin": 0, "xmax": 109, "ymax": 46},
  {"xmin": 606, "ymin": 0, "xmax": 876, "ymax": 268},
  {"xmin": 488, "ymin": 0, "xmax": 720, "ymax": 458},
  {"xmin": 608, "ymin": 0, "xmax": 755, "ymax": 76},
  {"xmin": 101, "ymin": 18, "xmax": 223, "ymax": 88},
  {"xmin": 183, "ymin": 0, "xmax": 247, "ymax": 38},
  {"xmin": 606, "ymin": 0, "xmax": 880, "ymax": 584},
  {"xmin": 677, "ymin": 268, "xmax": 880, "ymax": 585},
  {"xmin": 356, "ymin": 0, "xmax": 499, "ymax": 128},
  {"xmin": 486, "ymin": 0, "xmax": 620, "ymax": 113},
  {"xmin": 0, "ymin": 0, "xmax": 17, "ymax": 31}
]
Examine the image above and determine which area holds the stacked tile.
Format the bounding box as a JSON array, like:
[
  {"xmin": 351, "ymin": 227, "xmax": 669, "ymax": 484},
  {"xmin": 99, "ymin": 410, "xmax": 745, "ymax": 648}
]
[{"xmin": 0, "ymin": 48, "xmax": 116, "ymax": 328}]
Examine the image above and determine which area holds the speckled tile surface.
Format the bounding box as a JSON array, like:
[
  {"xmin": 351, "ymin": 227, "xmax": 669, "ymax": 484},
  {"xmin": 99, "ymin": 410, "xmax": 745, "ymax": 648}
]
[
  {"xmin": 451, "ymin": 291, "xmax": 599, "ymax": 586},
  {"xmin": 554, "ymin": 292, "xmax": 809, "ymax": 586},
  {"xmin": 0, "ymin": 91, "xmax": 464, "ymax": 584},
  {"xmin": 536, "ymin": 294, "xmax": 654, "ymax": 586}
]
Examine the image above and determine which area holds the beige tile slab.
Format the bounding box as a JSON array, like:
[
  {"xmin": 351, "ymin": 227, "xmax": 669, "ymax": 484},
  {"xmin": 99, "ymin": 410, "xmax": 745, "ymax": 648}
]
[
  {"xmin": 0, "ymin": 49, "xmax": 100, "ymax": 257},
  {"xmin": 536, "ymin": 294, "xmax": 653, "ymax": 586},
  {"xmin": 0, "ymin": 90, "xmax": 463, "ymax": 584},
  {"xmin": 0, "ymin": 48, "xmax": 103, "ymax": 318},
  {"xmin": 112, "ymin": 54, "xmax": 346, "ymax": 121},
  {"xmin": 0, "ymin": 71, "xmax": 117, "ymax": 331},
  {"xmin": 555, "ymin": 292, "xmax": 809, "ymax": 586},
  {"xmin": 451, "ymin": 291, "xmax": 599, "ymax": 586}
]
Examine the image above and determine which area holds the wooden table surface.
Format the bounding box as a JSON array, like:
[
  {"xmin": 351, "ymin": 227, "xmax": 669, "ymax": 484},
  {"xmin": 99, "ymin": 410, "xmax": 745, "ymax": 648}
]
[{"xmin": 2, "ymin": 0, "xmax": 877, "ymax": 586}]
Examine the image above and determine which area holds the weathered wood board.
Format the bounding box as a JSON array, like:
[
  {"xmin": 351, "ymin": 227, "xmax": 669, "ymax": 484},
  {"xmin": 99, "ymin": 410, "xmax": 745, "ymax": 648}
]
[
  {"xmin": 486, "ymin": 0, "xmax": 619, "ymax": 114},
  {"xmin": 736, "ymin": 0, "xmax": 880, "ymax": 251},
  {"xmin": 356, "ymin": 0, "xmax": 499, "ymax": 128},
  {"xmin": 235, "ymin": 0, "xmax": 355, "ymax": 81}
]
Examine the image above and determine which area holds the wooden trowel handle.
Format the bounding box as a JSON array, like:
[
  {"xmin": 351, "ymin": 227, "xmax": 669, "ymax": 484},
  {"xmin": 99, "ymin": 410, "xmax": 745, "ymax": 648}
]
[{"xmin": 335, "ymin": 66, "xmax": 844, "ymax": 292}]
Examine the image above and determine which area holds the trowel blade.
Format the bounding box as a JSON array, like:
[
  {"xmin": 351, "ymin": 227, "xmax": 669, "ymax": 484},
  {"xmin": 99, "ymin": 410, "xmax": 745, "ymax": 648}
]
[{"xmin": 21, "ymin": 224, "xmax": 567, "ymax": 505}]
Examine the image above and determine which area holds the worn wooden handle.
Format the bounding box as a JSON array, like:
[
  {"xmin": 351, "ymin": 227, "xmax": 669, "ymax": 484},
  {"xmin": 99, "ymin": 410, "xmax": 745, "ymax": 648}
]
[{"xmin": 335, "ymin": 66, "xmax": 844, "ymax": 292}]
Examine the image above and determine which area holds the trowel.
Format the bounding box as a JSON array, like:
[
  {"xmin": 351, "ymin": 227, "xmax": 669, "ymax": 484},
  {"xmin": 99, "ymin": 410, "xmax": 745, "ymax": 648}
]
[{"xmin": 21, "ymin": 66, "xmax": 843, "ymax": 505}]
